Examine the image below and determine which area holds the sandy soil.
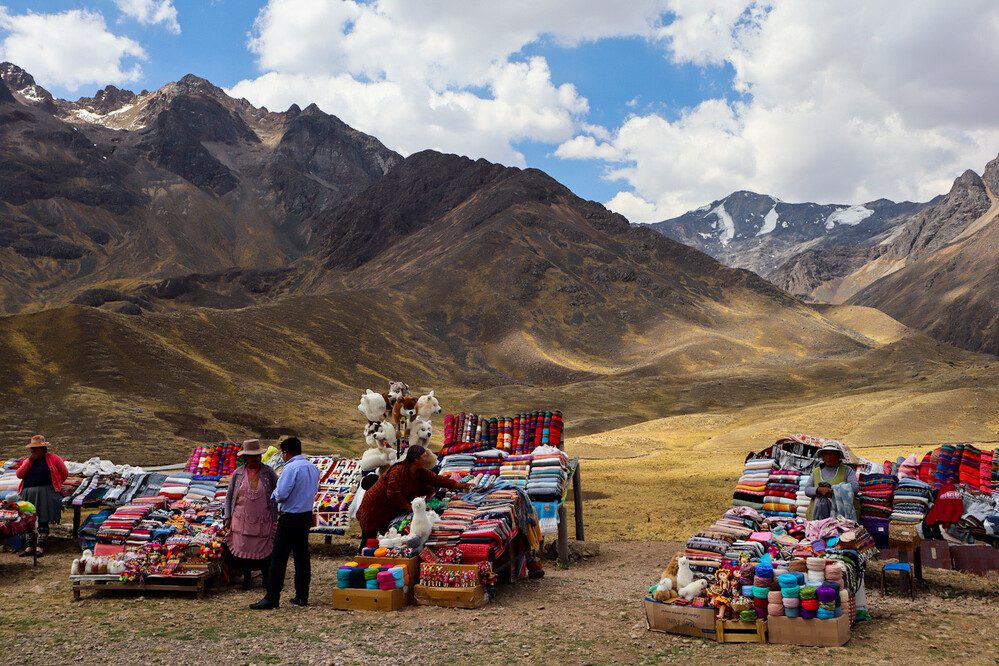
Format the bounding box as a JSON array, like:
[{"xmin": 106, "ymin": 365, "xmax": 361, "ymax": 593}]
[{"xmin": 2, "ymin": 536, "xmax": 998, "ymax": 666}]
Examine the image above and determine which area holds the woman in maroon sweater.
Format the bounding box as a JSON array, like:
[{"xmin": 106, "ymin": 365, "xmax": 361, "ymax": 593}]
[
  {"xmin": 15, "ymin": 435, "xmax": 69, "ymax": 557},
  {"xmin": 356, "ymin": 446, "xmax": 470, "ymax": 550}
]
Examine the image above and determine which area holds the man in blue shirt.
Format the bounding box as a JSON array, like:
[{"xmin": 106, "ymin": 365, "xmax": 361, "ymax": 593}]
[{"xmin": 251, "ymin": 437, "xmax": 319, "ymax": 610}]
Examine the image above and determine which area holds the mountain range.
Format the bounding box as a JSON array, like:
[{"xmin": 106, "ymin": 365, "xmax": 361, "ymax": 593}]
[
  {"xmin": 0, "ymin": 62, "xmax": 993, "ymax": 463},
  {"xmin": 651, "ymin": 161, "xmax": 999, "ymax": 356}
]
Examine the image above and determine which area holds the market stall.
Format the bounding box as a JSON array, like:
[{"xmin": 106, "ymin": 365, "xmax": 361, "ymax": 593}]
[{"xmin": 645, "ymin": 436, "xmax": 881, "ymax": 646}]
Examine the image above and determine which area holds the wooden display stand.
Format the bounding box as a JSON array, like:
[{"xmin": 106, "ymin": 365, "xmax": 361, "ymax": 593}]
[
  {"xmin": 715, "ymin": 619, "xmax": 767, "ymax": 643},
  {"xmin": 71, "ymin": 567, "xmax": 220, "ymax": 600}
]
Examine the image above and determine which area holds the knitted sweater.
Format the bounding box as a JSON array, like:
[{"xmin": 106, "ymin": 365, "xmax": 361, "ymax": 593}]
[{"xmin": 16, "ymin": 453, "xmax": 68, "ymax": 494}]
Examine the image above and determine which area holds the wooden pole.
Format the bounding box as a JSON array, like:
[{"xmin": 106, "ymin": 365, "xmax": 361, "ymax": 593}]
[{"xmin": 572, "ymin": 460, "xmax": 584, "ymax": 541}]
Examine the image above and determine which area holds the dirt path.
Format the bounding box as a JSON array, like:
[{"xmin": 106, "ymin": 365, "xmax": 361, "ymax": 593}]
[{"xmin": 2, "ymin": 538, "xmax": 998, "ymax": 665}]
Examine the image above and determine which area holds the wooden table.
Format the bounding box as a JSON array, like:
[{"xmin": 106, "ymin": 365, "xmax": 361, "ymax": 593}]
[{"xmin": 71, "ymin": 567, "xmax": 220, "ymax": 600}]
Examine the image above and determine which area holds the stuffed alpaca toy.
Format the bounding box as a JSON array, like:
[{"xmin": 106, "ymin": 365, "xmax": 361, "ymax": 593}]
[
  {"xmin": 409, "ymin": 496, "xmax": 433, "ymax": 546},
  {"xmin": 675, "ymin": 555, "xmax": 694, "ymax": 590},
  {"xmin": 652, "ymin": 576, "xmax": 678, "ymax": 602},
  {"xmin": 678, "ymin": 578, "xmax": 709, "ymax": 601},
  {"xmin": 358, "ymin": 389, "xmax": 388, "ymax": 422},
  {"xmin": 415, "ymin": 391, "xmax": 442, "ymax": 421},
  {"xmin": 391, "ymin": 396, "xmax": 419, "ymax": 433},
  {"xmin": 360, "ymin": 447, "xmax": 397, "ymax": 472},
  {"xmin": 409, "ymin": 418, "xmax": 433, "ymax": 449},
  {"xmin": 422, "ymin": 448, "xmax": 438, "ymax": 469}
]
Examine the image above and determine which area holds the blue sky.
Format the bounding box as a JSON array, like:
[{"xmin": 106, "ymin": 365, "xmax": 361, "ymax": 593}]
[{"xmin": 2, "ymin": 1, "xmax": 999, "ymax": 221}]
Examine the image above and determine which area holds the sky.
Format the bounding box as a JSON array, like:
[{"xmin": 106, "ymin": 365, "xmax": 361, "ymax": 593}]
[{"xmin": 2, "ymin": 1, "xmax": 999, "ymax": 222}]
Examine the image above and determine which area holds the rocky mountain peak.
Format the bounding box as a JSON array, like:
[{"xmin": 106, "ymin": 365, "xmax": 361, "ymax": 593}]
[
  {"xmin": 0, "ymin": 61, "xmax": 56, "ymax": 112},
  {"xmin": 980, "ymin": 155, "xmax": 999, "ymax": 199},
  {"xmin": 75, "ymin": 85, "xmax": 138, "ymax": 115}
]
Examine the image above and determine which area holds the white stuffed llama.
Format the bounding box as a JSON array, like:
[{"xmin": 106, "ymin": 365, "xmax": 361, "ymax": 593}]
[
  {"xmin": 358, "ymin": 389, "xmax": 388, "ymax": 422},
  {"xmin": 409, "ymin": 497, "xmax": 433, "ymax": 546},
  {"xmin": 675, "ymin": 555, "xmax": 694, "ymax": 590}
]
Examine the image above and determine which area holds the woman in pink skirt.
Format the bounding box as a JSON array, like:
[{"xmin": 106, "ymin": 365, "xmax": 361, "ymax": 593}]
[{"xmin": 225, "ymin": 439, "xmax": 279, "ymax": 590}]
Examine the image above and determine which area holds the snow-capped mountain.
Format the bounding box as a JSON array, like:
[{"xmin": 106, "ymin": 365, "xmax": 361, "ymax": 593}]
[{"xmin": 648, "ymin": 191, "xmax": 929, "ymax": 278}]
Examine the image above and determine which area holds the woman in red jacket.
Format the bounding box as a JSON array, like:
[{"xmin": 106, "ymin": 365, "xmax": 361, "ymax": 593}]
[
  {"xmin": 356, "ymin": 445, "xmax": 470, "ymax": 551},
  {"xmin": 15, "ymin": 435, "xmax": 69, "ymax": 557}
]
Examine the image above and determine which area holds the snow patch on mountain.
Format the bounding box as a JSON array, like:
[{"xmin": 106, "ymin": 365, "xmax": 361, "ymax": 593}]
[
  {"xmin": 757, "ymin": 205, "xmax": 779, "ymax": 236},
  {"xmin": 825, "ymin": 205, "xmax": 873, "ymax": 229},
  {"xmin": 710, "ymin": 204, "xmax": 736, "ymax": 245}
]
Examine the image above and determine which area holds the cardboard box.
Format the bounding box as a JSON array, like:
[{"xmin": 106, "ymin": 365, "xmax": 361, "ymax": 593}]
[
  {"xmin": 643, "ymin": 598, "xmax": 717, "ymax": 640},
  {"xmin": 332, "ymin": 586, "xmax": 407, "ymax": 611},
  {"xmin": 767, "ymin": 614, "xmax": 850, "ymax": 646},
  {"xmin": 413, "ymin": 584, "xmax": 488, "ymax": 609}
]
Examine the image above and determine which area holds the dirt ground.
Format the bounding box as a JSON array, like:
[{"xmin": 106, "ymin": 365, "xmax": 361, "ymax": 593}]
[{"xmin": 2, "ymin": 536, "xmax": 999, "ymax": 666}]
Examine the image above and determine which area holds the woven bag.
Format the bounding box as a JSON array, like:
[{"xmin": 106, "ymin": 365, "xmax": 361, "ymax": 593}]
[{"xmin": 888, "ymin": 521, "xmax": 921, "ymax": 550}]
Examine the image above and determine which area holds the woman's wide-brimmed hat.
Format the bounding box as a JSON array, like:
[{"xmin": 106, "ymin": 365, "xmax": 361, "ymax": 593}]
[
  {"xmin": 818, "ymin": 441, "xmax": 843, "ymax": 456},
  {"xmin": 237, "ymin": 438, "xmax": 265, "ymax": 457},
  {"xmin": 26, "ymin": 435, "xmax": 49, "ymax": 449}
]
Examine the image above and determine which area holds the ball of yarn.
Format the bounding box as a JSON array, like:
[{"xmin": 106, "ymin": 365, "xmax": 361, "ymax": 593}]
[
  {"xmin": 788, "ymin": 559, "xmax": 807, "ymax": 573},
  {"xmin": 782, "ymin": 597, "xmax": 800, "ymax": 608},
  {"xmin": 742, "ymin": 585, "xmax": 754, "ymax": 597},
  {"xmin": 816, "ymin": 586, "xmax": 837, "ymax": 603},
  {"xmin": 739, "ymin": 609, "xmax": 758, "ymax": 622},
  {"xmin": 799, "ymin": 585, "xmax": 818, "ymax": 600},
  {"xmin": 778, "ymin": 573, "xmax": 798, "ymax": 588},
  {"xmin": 793, "ymin": 572, "xmax": 806, "ymax": 585},
  {"xmin": 817, "ymin": 608, "xmax": 835, "ymax": 619},
  {"xmin": 755, "ymin": 563, "xmax": 774, "ymax": 579},
  {"xmin": 785, "ymin": 606, "xmax": 801, "ymax": 618},
  {"xmin": 806, "ymin": 556, "xmax": 826, "ymax": 571},
  {"xmin": 801, "ymin": 598, "xmax": 820, "ymax": 612},
  {"xmin": 768, "ymin": 603, "xmax": 785, "ymax": 616},
  {"xmin": 780, "ymin": 585, "xmax": 800, "ymax": 598},
  {"xmin": 800, "ymin": 608, "xmax": 816, "ymax": 619},
  {"xmin": 752, "ymin": 586, "xmax": 769, "ymax": 599},
  {"xmin": 753, "ymin": 575, "xmax": 771, "ymax": 588},
  {"xmin": 767, "ymin": 590, "xmax": 783, "ymax": 603}
]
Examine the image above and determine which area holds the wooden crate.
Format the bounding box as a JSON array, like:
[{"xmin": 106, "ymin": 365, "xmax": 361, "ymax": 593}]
[
  {"xmin": 715, "ymin": 619, "xmax": 767, "ymax": 643},
  {"xmin": 70, "ymin": 568, "xmax": 219, "ymax": 600}
]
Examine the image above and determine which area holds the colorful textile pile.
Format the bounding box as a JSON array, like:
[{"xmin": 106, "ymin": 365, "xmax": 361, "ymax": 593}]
[
  {"xmin": 526, "ymin": 446, "xmax": 568, "ymax": 502},
  {"xmin": 858, "ymin": 474, "xmax": 897, "ymax": 548},
  {"xmin": 890, "ymin": 477, "xmax": 933, "ymax": 523},
  {"xmin": 733, "ymin": 458, "xmax": 775, "ymax": 510},
  {"xmin": 762, "ymin": 469, "xmax": 801, "ymax": 517},
  {"xmin": 184, "ymin": 443, "xmax": 239, "ymax": 477},
  {"xmin": 440, "ymin": 410, "xmax": 563, "ymax": 457},
  {"xmin": 498, "ymin": 454, "xmax": 532, "ymax": 488},
  {"xmin": 440, "ymin": 455, "xmax": 475, "ymax": 479},
  {"xmin": 158, "ymin": 472, "xmax": 194, "ymax": 500},
  {"xmin": 471, "ymin": 452, "xmax": 504, "ymax": 477}
]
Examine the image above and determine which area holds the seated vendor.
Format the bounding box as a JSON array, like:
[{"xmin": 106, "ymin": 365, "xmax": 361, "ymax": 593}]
[
  {"xmin": 804, "ymin": 442, "xmax": 860, "ymax": 520},
  {"xmin": 356, "ymin": 445, "xmax": 471, "ymax": 552}
]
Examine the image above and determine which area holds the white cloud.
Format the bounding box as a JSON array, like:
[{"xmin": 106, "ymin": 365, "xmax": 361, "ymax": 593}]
[
  {"xmin": 0, "ymin": 8, "xmax": 146, "ymax": 92},
  {"xmin": 114, "ymin": 0, "xmax": 181, "ymax": 35},
  {"xmin": 565, "ymin": 0, "xmax": 999, "ymax": 222},
  {"xmin": 231, "ymin": 0, "xmax": 670, "ymax": 165}
]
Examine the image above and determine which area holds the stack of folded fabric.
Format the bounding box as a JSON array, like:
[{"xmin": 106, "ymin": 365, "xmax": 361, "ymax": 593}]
[
  {"xmin": 184, "ymin": 477, "xmax": 219, "ymax": 503},
  {"xmin": 471, "ymin": 451, "xmax": 505, "ymax": 477},
  {"xmin": 96, "ymin": 503, "xmax": 151, "ymax": 546},
  {"xmin": 526, "ymin": 446, "xmax": 568, "ymax": 502},
  {"xmin": 0, "ymin": 461, "xmax": 22, "ymax": 495},
  {"xmin": 733, "ymin": 458, "xmax": 775, "ymax": 510},
  {"xmin": 424, "ymin": 498, "xmax": 477, "ymax": 549},
  {"xmin": 684, "ymin": 533, "xmax": 729, "ymax": 579},
  {"xmin": 890, "ymin": 477, "xmax": 933, "ymax": 523},
  {"xmin": 499, "ymin": 454, "xmax": 532, "ymax": 488},
  {"xmin": 858, "ymin": 473, "xmax": 896, "ymax": 547},
  {"xmin": 762, "ymin": 469, "xmax": 800, "ymax": 517},
  {"xmin": 794, "ymin": 474, "xmax": 811, "ymax": 518},
  {"xmin": 214, "ymin": 476, "xmax": 231, "ymax": 502},
  {"xmin": 158, "ymin": 472, "xmax": 194, "ymax": 500},
  {"xmin": 439, "ymin": 454, "xmax": 475, "ymax": 479}
]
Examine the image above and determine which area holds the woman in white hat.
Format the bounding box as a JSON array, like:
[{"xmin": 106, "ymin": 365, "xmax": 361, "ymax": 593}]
[
  {"xmin": 14, "ymin": 435, "xmax": 69, "ymax": 557},
  {"xmin": 224, "ymin": 439, "xmax": 279, "ymax": 590},
  {"xmin": 804, "ymin": 441, "xmax": 860, "ymax": 520}
]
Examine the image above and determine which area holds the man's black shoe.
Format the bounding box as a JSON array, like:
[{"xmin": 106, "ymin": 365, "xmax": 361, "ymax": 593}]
[
  {"xmin": 289, "ymin": 597, "xmax": 307, "ymax": 607},
  {"xmin": 250, "ymin": 599, "xmax": 278, "ymax": 610}
]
